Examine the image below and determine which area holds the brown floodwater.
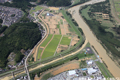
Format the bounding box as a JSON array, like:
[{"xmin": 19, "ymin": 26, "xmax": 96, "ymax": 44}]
[{"xmin": 68, "ymin": 1, "xmax": 120, "ymax": 78}]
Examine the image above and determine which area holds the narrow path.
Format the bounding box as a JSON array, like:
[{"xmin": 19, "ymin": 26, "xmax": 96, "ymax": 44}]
[
  {"xmin": 40, "ymin": 34, "xmax": 54, "ymax": 60},
  {"xmin": 54, "ymin": 35, "xmax": 63, "ymax": 56},
  {"xmin": 68, "ymin": 36, "xmax": 73, "ymax": 49},
  {"xmin": 33, "ymin": 9, "xmax": 50, "ymax": 61}
]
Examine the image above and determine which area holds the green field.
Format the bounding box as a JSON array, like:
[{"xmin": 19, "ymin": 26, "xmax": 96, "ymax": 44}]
[
  {"xmin": 37, "ymin": 49, "xmax": 43, "ymax": 60},
  {"xmin": 41, "ymin": 34, "xmax": 53, "ymax": 47},
  {"xmin": 42, "ymin": 35, "xmax": 62, "ymax": 59},
  {"xmin": 72, "ymin": 0, "xmax": 80, "ymax": 5},
  {"xmin": 60, "ymin": 36, "xmax": 71, "ymax": 45},
  {"xmin": 114, "ymin": 0, "xmax": 120, "ymax": 18},
  {"xmin": 30, "ymin": 6, "xmax": 43, "ymax": 15},
  {"xmin": 101, "ymin": 20, "xmax": 114, "ymax": 27},
  {"xmin": 81, "ymin": 6, "xmax": 91, "ymax": 20}
]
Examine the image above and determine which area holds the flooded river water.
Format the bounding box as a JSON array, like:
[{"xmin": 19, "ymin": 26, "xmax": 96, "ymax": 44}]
[{"xmin": 68, "ymin": 0, "xmax": 120, "ymax": 78}]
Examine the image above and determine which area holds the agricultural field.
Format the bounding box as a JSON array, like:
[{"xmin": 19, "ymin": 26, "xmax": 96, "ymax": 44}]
[
  {"xmin": 60, "ymin": 36, "xmax": 71, "ymax": 45},
  {"xmin": 41, "ymin": 35, "xmax": 62, "ymax": 59},
  {"xmin": 37, "ymin": 49, "xmax": 43, "ymax": 60},
  {"xmin": 41, "ymin": 34, "xmax": 53, "ymax": 47},
  {"xmin": 34, "ymin": 7, "xmax": 80, "ymax": 61}
]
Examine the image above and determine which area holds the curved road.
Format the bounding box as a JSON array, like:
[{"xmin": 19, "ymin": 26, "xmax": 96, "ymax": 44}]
[{"xmin": 68, "ymin": 0, "xmax": 120, "ymax": 78}]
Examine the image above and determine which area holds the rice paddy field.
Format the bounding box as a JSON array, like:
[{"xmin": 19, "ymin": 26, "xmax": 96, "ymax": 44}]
[
  {"xmin": 41, "ymin": 35, "xmax": 62, "ymax": 59},
  {"xmin": 41, "ymin": 34, "xmax": 53, "ymax": 47},
  {"xmin": 60, "ymin": 36, "xmax": 71, "ymax": 45}
]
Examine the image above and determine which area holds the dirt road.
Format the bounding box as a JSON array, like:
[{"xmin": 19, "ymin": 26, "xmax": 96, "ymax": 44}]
[
  {"xmin": 68, "ymin": 0, "xmax": 120, "ymax": 78},
  {"xmin": 33, "ymin": 9, "xmax": 50, "ymax": 61}
]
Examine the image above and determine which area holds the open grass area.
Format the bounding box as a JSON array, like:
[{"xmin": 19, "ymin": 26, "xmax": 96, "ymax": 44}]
[
  {"xmin": 101, "ymin": 20, "xmax": 114, "ymax": 27},
  {"xmin": 30, "ymin": 6, "xmax": 43, "ymax": 15},
  {"xmin": 42, "ymin": 35, "xmax": 62, "ymax": 59},
  {"xmin": 41, "ymin": 34, "xmax": 53, "ymax": 47},
  {"xmin": 60, "ymin": 36, "xmax": 71, "ymax": 45},
  {"xmin": 72, "ymin": 0, "xmax": 80, "ymax": 5},
  {"xmin": 95, "ymin": 61, "xmax": 113, "ymax": 78},
  {"xmin": 37, "ymin": 49, "xmax": 43, "ymax": 60},
  {"xmin": 61, "ymin": 10, "xmax": 82, "ymax": 37},
  {"xmin": 114, "ymin": 0, "xmax": 120, "ymax": 18},
  {"xmin": 81, "ymin": 6, "xmax": 91, "ymax": 20}
]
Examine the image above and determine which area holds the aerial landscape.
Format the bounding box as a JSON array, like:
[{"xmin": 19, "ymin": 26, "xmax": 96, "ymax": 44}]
[{"xmin": 0, "ymin": 0, "xmax": 120, "ymax": 80}]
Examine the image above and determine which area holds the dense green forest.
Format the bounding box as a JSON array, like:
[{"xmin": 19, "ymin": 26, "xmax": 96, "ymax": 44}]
[
  {"xmin": 80, "ymin": 0, "xmax": 120, "ymax": 64},
  {"xmin": 0, "ymin": 22, "xmax": 42, "ymax": 67},
  {"xmin": 0, "ymin": 0, "xmax": 36, "ymax": 11},
  {"xmin": 38, "ymin": 0, "xmax": 71, "ymax": 6}
]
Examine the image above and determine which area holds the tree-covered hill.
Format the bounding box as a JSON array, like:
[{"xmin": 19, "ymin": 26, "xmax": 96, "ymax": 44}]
[
  {"xmin": 0, "ymin": 22, "xmax": 42, "ymax": 67},
  {"xmin": 39, "ymin": 0, "xmax": 71, "ymax": 6}
]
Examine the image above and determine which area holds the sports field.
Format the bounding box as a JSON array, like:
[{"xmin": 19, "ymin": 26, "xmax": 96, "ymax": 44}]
[
  {"xmin": 41, "ymin": 34, "xmax": 53, "ymax": 47},
  {"xmin": 42, "ymin": 35, "xmax": 62, "ymax": 59},
  {"xmin": 37, "ymin": 49, "xmax": 43, "ymax": 60},
  {"xmin": 60, "ymin": 36, "xmax": 71, "ymax": 45}
]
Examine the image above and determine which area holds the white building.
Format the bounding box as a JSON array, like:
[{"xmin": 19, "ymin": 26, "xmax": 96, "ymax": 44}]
[
  {"xmin": 87, "ymin": 68, "xmax": 97, "ymax": 75},
  {"xmin": 87, "ymin": 60, "xmax": 93, "ymax": 65},
  {"xmin": 68, "ymin": 70, "xmax": 76, "ymax": 76}
]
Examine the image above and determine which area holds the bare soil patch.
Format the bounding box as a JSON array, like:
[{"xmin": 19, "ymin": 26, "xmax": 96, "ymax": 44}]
[
  {"xmin": 57, "ymin": 45, "xmax": 69, "ymax": 53},
  {"xmin": 71, "ymin": 36, "xmax": 79, "ymax": 46}
]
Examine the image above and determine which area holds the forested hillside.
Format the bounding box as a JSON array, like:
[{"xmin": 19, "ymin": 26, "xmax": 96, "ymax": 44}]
[
  {"xmin": 0, "ymin": 22, "xmax": 42, "ymax": 67},
  {"xmin": 39, "ymin": 0, "xmax": 71, "ymax": 6}
]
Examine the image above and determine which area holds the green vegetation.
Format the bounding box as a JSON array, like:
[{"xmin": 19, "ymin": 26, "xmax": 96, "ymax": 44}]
[
  {"xmin": 0, "ymin": 0, "xmax": 36, "ymax": 12},
  {"xmin": 41, "ymin": 73, "xmax": 53, "ymax": 80},
  {"xmin": 37, "ymin": 49, "xmax": 43, "ymax": 60},
  {"xmin": 61, "ymin": 10, "xmax": 82, "ymax": 37},
  {"xmin": 81, "ymin": 6, "xmax": 91, "ymax": 20},
  {"xmin": 72, "ymin": 0, "xmax": 80, "ymax": 5},
  {"xmin": 42, "ymin": 35, "xmax": 62, "ymax": 59},
  {"xmin": 79, "ymin": 60, "xmax": 87, "ymax": 68},
  {"xmin": 0, "ymin": 22, "xmax": 41, "ymax": 68},
  {"xmin": 15, "ymin": 52, "xmax": 24, "ymax": 63},
  {"xmin": 96, "ymin": 61, "xmax": 113, "ymax": 78},
  {"xmin": 11, "ymin": 14, "xmax": 15, "ymax": 17},
  {"xmin": 41, "ymin": 34, "xmax": 53, "ymax": 47},
  {"xmin": 29, "ymin": 51, "xmax": 94, "ymax": 79},
  {"xmin": 38, "ymin": 0, "xmax": 71, "ymax": 6},
  {"xmin": 80, "ymin": 0, "xmax": 120, "ymax": 63},
  {"xmin": 114, "ymin": 0, "xmax": 120, "ymax": 18},
  {"xmin": 83, "ymin": 72, "xmax": 86, "ymax": 76},
  {"xmin": 60, "ymin": 36, "xmax": 71, "ymax": 45},
  {"xmin": 57, "ymin": 24, "xmax": 61, "ymax": 34},
  {"xmin": 0, "ymin": 26, "xmax": 8, "ymax": 34},
  {"xmin": 70, "ymin": 0, "xmax": 90, "ymax": 7},
  {"xmin": 30, "ymin": 6, "xmax": 43, "ymax": 15}
]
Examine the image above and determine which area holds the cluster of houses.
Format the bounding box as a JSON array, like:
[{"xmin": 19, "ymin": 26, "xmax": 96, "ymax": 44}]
[
  {"xmin": 0, "ymin": 6, "xmax": 23, "ymax": 27},
  {"xmin": 0, "ymin": 0, "xmax": 12, "ymax": 3},
  {"xmin": 48, "ymin": 60, "xmax": 104, "ymax": 80}
]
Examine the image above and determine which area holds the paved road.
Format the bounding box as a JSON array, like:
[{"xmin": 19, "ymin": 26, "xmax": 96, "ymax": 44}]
[{"xmin": 68, "ymin": 0, "xmax": 120, "ymax": 78}]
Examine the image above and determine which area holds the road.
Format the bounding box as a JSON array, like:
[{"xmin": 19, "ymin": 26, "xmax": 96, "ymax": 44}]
[
  {"xmin": 68, "ymin": 0, "xmax": 120, "ymax": 78},
  {"xmin": 0, "ymin": 8, "xmax": 88, "ymax": 80}
]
